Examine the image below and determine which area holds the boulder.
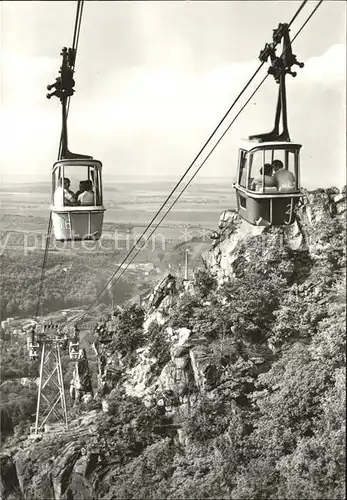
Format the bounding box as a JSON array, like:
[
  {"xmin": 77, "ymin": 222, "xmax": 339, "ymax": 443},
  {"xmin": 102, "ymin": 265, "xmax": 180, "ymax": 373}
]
[
  {"xmin": 189, "ymin": 346, "xmax": 217, "ymax": 392},
  {"xmin": 171, "ymin": 345, "xmax": 190, "ymax": 358},
  {"xmin": 158, "ymin": 360, "xmax": 195, "ymax": 396},
  {"xmin": 124, "ymin": 347, "xmax": 157, "ymax": 399},
  {"xmin": 176, "ymin": 327, "xmax": 191, "ymax": 346}
]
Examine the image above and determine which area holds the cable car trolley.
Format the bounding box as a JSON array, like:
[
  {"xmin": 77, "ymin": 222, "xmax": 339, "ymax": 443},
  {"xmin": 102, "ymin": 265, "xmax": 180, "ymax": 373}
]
[
  {"xmin": 68, "ymin": 325, "xmax": 80, "ymax": 360},
  {"xmin": 47, "ymin": 46, "xmax": 105, "ymax": 241},
  {"xmin": 233, "ymin": 23, "xmax": 304, "ymax": 226}
]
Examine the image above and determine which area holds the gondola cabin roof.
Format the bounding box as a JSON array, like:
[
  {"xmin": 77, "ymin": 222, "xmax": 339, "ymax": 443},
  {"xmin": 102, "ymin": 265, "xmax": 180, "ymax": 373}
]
[
  {"xmin": 51, "ymin": 158, "xmax": 103, "ymax": 172},
  {"xmin": 238, "ymin": 139, "xmax": 302, "ymax": 153}
]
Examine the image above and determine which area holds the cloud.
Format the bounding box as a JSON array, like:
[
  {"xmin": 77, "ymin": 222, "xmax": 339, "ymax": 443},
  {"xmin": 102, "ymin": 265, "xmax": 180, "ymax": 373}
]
[
  {"xmin": 1, "ymin": 51, "xmax": 58, "ymax": 108},
  {"xmin": 0, "ymin": 42, "xmax": 345, "ymax": 188},
  {"xmin": 302, "ymin": 44, "xmax": 346, "ymax": 83},
  {"xmin": 80, "ymin": 42, "xmax": 346, "ymax": 135}
]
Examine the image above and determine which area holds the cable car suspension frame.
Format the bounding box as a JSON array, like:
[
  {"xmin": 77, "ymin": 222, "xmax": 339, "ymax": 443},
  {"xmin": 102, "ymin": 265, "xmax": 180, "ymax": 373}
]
[
  {"xmin": 249, "ymin": 23, "xmax": 304, "ymax": 143},
  {"xmin": 47, "ymin": 46, "xmax": 92, "ymax": 160}
]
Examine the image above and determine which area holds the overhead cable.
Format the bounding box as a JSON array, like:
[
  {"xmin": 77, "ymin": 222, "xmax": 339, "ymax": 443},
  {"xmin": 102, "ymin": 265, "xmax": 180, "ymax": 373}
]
[{"xmin": 76, "ymin": 0, "xmax": 323, "ymax": 322}]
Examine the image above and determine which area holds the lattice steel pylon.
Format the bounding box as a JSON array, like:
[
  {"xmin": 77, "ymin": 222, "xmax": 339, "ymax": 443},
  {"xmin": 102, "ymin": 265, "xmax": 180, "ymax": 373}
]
[{"xmin": 28, "ymin": 324, "xmax": 79, "ymax": 435}]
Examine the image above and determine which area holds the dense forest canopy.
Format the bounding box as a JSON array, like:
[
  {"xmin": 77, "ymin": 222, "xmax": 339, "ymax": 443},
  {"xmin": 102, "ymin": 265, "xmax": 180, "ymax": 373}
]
[{"xmin": 0, "ymin": 250, "xmax": 135, "ymax": 320}]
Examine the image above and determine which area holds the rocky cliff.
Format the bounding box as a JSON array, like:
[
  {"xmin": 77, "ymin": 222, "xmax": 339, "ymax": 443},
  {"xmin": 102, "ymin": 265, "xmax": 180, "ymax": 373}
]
[
  {"xmin": 1, "ymin": 187, "xmax": 345, "ymax": 500},
  {"xmin": 70, "ymin": 348, "xmax": 94, "ymax": 405},
  {"xmin": 205, "ymin": 188, "xmax": 346, "ymax": 282}
]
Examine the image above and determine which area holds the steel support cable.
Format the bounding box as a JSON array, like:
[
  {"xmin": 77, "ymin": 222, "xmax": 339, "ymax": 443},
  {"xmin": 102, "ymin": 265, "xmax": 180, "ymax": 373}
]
[
  {"xmin": 35, "ymin": 216, "xmax": 53, "ymax": 320},
  {"xmin": 72, "ymin": 1, "xmax": 84, "ymax": 56},
  {"xmin": 83, "ymin": 75, "xmax": 268, "ymax": 313},
  {"xmin": 291, "ymin": 0, "xmax": 323, "ymax": 42},
  {"xmin": 58, "ymin": 0, "xmax": 84, "ymax": 158},
  {"xmin": 74, "ymin": 0, "xmax": 310, "ymax": 322},
  {"xmin": 288, "ymin": 0, "xmax": 309, "ymax": 26},
  {"xmin": 75, "ymin": 62, "xmax": 267, "ymax": 317},
  {"xmin": 35, "ymin": 1, "xmax": 85, "ymax": 320},
  {"xmin": 75, "ymin": 0, "xmax": 321, "ymax": 323}
]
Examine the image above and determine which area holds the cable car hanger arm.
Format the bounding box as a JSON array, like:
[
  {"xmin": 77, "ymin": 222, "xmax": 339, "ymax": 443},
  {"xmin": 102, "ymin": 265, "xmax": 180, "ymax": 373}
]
[
  {"xmin": 46, "ymin": 1, "xmax": 92, "ymax": 161},
  {"xmin": 47, "ymin": 47, "xmax": 92, "ymax": 160},
  {"xmin": 249, "ymin": 22, "xmax": 304, "ymax": 143}
]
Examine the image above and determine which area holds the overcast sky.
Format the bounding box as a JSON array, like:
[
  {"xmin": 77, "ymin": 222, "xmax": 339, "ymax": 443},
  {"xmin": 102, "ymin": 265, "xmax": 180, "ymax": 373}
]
[{"xmin": 0, "ymin": 1, "xmax": 346, "ymax": 188}]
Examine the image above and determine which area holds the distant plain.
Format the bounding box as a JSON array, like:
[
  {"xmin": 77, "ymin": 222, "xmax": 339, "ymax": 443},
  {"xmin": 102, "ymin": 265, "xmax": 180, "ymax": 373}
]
[
  {"xmin": 0, "ymin": 178, "xmax": 237, "ymax": 239},
  {"xmin": 0, "ymin": 177, "xmax": 236, "ymax": 320}
]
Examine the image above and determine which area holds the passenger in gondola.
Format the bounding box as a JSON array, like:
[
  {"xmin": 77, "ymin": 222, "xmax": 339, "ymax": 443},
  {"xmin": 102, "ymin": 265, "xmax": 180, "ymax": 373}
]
[
  {"xmin": 272, "ymin": 159, "xmax": 296, "ymax": 191},
  {"xmin": 54, "ymin": 177, "xmax": 76, "ymax": 206},
  {"xmin": 251, "ymin": 163, "xmax": 276, "ymax": 191},
  {"xmin": 77, "ymin": 179, "xmax": 95, "ymax": 205},
  {"xmin": 75, "ymin": 180, "xmax": 87, "ymax": 200},
  {"xmin": 239, "ymin": 161, "xmax": 247, "ymax": 188}
]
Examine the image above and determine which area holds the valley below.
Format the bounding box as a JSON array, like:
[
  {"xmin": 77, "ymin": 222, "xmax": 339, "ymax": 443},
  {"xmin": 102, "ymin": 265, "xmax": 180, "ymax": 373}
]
[{"xmin": 0, "ymin": 181, "xmax": 345, "ymax": 500}]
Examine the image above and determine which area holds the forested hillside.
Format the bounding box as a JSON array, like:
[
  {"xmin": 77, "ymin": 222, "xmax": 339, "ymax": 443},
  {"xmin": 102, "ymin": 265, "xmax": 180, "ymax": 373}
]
[
  {"xmin": 0, "ymin": 188, "xmax": 345, "ymax": 500},
  {"xmin": 0, "ymin": 250, "xmax": 134, "ymax": 319}
]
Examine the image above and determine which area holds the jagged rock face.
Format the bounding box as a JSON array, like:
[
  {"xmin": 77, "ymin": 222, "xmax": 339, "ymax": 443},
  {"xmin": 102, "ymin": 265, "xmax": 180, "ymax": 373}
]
[
  {"xmin": 91, "ymin": 278, "xmax": 179, "ymax": 402},
  {"xmin": 143, "ymin": 310, "xmax": 167, "ymax": 332},
  {"xmin": 91, "ymin": 276, "xmax": 181, "ymax": 404},
  {"xmin": 143, "ymin": 277, "xmax": 177, "ymax": 331},
  {"xmin": 70, "ymin": 348, "xmax": 93, "ymax": 404},
  {"xmin": 0, "ymin": 412, "xmax": 103, "ymax": 500},
  {"xmin": 0, "ymin": 187, "xmax": 345, "ymax": 500},
  {"xmin": 122, "ymin": 187, "xmax": 345, "ymax": 413},
  {"xmin": 67, "ymin": 451, "xmax": 99, "ymax": 499},
  {"xmin": 146, "ymin": 274, "xmax": 176, "ymax": 312},
  {"xmin": 51, "ymin": 442, "xmax": 82, "ymax": 500},
  {"xmin": 93, "ymin": 343, "xmax": 122, "ymax": 398},
  {"xmin": 123, "ymin": 328, "xmax": 196, "ymax": 404},
  {"xmin": 189, "ymin": 346, "xmax": 219, "ymax": 392},
  {"xmin": 87, "ymin": 188, "xmax": 346, "ymax": 421},
  {"xmin": 12, "ymin": 448, "xmax": 36, "ymax": 497},
  {"xmin": 15, "ymin": 442, "xmax": 98, "ymax": 500},
  {"xmin": 123, "ymin": 347, "xmax": 157, "ymax": 401},
  {"xmin": 334, "ymin": 193, "xmax": 346, "ymax": 215},
  {"xmin": 158, "ymin": 360, "xmax": 194, "ymax": 395},
  {"xmin": 204, "ymin": 188, "xmax": 346, "ymax": 283},
  {"xmin": 205, "ymin": 222, "xmax": 265, "ymax": 282},
  {"xmin": 122, "ymin": 325, "xmax": 218, "ymax": 413},
  {"xmin": 0, "ymin": 406, "xmax": 14, "ymax": 445},
  {"xmin": 0, "ymin": 453, "xmax": 20, "ymax": 498}
]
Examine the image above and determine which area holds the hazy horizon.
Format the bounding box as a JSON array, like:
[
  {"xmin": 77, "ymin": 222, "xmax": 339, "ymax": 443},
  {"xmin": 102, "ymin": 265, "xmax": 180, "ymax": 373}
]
[
  {"xmin": 0, "ymin": 172, "xmax": 345, "ymax": 191},
  {"xmin": 1, "ymin": 1, "xmax": 346, "ymax": 189}
]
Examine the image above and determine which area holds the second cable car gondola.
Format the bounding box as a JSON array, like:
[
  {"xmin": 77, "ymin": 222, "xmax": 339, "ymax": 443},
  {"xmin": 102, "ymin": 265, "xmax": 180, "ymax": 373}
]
[
  {"xmin": 51, "ymin": 158, "xmax": 105, "ymax": 241},
  {"xmin": 234, "ymin": 139, "xmax": 302, "ymax": 226},
  {"xmin": 47, "ymin": 47, "xmax": 105, "ymax": 241},
  {"xmin": 233, "ymin": 23, "xmax": 304, "ymax": 226}
]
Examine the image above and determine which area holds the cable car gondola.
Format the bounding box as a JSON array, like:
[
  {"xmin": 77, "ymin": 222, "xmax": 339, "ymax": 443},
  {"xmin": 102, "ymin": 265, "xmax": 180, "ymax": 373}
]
[
  {"xmin": 51, "ymin": 157, "xmax": 105, "ymax": 241},
  {"xmin": 233, "ymin": 23, "xmax": 304, "ymax": 226},
  {"xmin": 47, "ymin": 47, "xmax": 105, "ymax": 241}
]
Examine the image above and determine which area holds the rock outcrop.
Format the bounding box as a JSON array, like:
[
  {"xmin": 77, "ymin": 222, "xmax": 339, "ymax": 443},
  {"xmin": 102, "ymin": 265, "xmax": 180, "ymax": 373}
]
[
  {"xmin": 86, "ymin": 188, "xmax": 346, "ymax": 421},
  {"xmin": 0, "ymin": 406, "xmax": 14, "ymax": 445},
  {"xmin": 0, "ymin": 453, "xmax": 20, "ymax": 498},
  {"xmin": 0, "ymin": 187, "xmax": 345, "ymax": 500},
  {"xmin": 204, "ymin": 188, "xmax": 346, "ymax": 283},
  {"xmin": 0, "ymin": 412, "xmax": 103, "ymax": 500},
  {"xmin": 70, "ymin": 348, "xmax": 93, "ymax": 404}
]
